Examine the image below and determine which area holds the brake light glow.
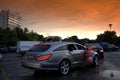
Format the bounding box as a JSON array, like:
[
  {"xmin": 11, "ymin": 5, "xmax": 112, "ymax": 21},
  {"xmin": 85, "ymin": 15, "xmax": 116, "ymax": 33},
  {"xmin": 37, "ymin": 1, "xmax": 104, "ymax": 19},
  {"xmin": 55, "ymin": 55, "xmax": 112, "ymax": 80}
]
[
  {"xmin": 34, "ymin": 44, "xmax": 48, "ymax": 46},
  {"xmin": 36, "ymin": 54, "xmax": 52, "ymax": 61}
]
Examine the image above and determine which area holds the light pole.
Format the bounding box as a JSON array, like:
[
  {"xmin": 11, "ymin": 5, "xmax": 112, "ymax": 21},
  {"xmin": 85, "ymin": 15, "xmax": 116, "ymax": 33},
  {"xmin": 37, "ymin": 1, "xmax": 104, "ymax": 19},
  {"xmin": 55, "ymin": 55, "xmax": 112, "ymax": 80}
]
[{"xmin": 109, "ymin": 24, "xmax": 112, "ymax": 31}]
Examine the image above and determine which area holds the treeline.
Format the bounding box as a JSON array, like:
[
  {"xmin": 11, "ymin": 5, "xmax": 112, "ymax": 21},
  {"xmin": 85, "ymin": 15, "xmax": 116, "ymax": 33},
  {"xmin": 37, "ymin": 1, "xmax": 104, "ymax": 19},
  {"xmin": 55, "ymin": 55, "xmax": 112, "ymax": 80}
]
[
  {"xmin": 0, "ymin": 27, "xmax": 44, "ymax": 46},
  {"xmin": 63, "ymin": 31, "xmax": 120, "ymax": 45},
  {"xmin": 96, "ymin": 31, "xmax": 120, "ymax": 45},
  {"xmin": 0, "ymin": 27, "xmax": 120, "ymax": 46}
]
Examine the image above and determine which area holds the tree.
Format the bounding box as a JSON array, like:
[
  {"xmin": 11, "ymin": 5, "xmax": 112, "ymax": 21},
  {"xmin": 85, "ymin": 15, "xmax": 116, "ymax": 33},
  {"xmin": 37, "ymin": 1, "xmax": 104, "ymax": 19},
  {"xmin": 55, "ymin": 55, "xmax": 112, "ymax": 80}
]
[
  {"xmin": 14, "ymin": 27, "xmax": 24, "ymax": 40},
  {"xmin": 27, "ymin": 31, "xmax": 39, "ymax": 41},
  {"xmin": 63, "ymin": 35, "xmax": 79, "ymax": 42},
  {"xmin": 38, "ymin": 35, "xmax": 45, "ymax": 41},
  {"xmin": 45, "ymin": 36, "xmax": 61, "ymax": 42},
  {"xmin": 96, "ymin": 31, "xmax": 117, "ymax": 44}
]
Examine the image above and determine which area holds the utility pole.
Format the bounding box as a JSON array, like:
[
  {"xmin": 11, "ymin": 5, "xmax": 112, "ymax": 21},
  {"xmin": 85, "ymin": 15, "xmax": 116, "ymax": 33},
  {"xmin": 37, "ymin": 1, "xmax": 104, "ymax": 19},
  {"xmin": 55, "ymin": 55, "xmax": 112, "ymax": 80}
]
[{"xmin": 109, "ymin": 24, "xmax": 112, "ymax": 31}]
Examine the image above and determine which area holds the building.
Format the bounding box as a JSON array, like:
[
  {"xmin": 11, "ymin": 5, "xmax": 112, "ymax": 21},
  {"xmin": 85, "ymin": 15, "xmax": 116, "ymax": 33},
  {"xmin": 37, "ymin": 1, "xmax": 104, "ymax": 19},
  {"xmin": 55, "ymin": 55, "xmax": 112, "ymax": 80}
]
[{"xmin": 0, "ymin": 9, "xmax": 21, "ymax": 30}]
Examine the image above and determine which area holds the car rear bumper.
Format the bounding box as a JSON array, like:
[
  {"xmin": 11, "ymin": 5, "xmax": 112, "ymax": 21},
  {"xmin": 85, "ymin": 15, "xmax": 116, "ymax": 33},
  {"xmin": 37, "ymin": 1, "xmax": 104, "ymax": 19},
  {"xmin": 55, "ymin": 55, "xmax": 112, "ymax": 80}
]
[{"xmin": 22, "ymin": 60, "xmax": 58, "ymax": 71}]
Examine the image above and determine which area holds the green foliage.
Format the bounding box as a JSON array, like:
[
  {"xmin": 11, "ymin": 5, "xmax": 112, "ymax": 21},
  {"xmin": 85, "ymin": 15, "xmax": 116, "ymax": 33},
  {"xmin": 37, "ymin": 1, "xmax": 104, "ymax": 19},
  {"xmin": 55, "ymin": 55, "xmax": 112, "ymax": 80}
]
[
  {"xmin": 63, "ymin": 35, "xmax": 96, "ymax": 45},
  {"xmin": 63, "ymin": 35, "xmax": 79, "ymax": 42},
  {"xmin": 1, "ymin": 27, "xmax": 120, "ymax": 47},
  {"xmin": 115, "ymin": 36, "xmax": 120, "ymax": 44},
  {"xmin": 0, "ymin": 27, "xmax": 44, "ymax": 46},
  {"xmin": 96, "ymin": 31, "xmax": 117, "ymax": 44},
  {"xmin": 45, "ymin": 36, "xmax": 61, "ymax": 42}
]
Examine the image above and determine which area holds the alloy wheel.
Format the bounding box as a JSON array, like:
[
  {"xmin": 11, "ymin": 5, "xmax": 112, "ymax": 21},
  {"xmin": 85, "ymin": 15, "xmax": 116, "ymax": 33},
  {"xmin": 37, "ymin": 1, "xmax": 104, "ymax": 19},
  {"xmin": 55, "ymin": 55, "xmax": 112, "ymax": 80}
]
[{"xmin": 59, "ymin": 60, "xmax": 70, "ymax": 75}]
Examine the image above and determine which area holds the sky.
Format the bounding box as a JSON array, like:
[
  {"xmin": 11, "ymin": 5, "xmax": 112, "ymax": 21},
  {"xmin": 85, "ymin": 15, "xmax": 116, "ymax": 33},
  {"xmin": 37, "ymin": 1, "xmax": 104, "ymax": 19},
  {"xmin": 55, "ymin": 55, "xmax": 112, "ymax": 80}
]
[{"xmin": 0, "ymin": 0, "xmax": 120, "ymax": 39}]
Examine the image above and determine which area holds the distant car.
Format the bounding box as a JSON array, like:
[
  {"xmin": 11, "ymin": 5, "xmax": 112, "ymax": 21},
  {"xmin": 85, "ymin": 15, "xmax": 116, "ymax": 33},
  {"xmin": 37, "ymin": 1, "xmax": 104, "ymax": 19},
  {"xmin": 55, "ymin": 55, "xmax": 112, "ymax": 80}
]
[
  {"xmin": 108, "ymin": 44, "xmax": 119, "ymax": 51},
  {"xmin": 22, "ymin": 42, "xmax": 99, "ymax": 75},
  {"xmin": 0, "ymin": 45, "xmax": 8, "ymax": 54},
  {"xmin": 85, "ymin": 43, "xmax": 104, "ymax": 59},
  {"xmin": 0, "ymin": 53, "xmax": 3, "ymax": 61},
  {"xmin": 8, "ymin": 46, "xmax": 17, "ymax": 52}
]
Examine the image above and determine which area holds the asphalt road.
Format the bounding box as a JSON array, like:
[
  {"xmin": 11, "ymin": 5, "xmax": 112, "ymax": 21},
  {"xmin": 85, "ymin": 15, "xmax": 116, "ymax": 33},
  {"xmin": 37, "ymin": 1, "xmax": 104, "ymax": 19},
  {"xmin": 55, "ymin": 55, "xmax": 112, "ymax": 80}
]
[{"xmin": 1, "ymin": 51, "xmax": 120, "ymax": 80}]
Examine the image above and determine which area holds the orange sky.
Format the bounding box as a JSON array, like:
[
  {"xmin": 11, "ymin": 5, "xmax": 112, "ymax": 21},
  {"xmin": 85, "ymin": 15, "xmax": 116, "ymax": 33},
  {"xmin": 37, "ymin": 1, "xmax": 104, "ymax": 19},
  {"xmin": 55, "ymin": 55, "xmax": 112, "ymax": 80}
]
[{"xmin": 0, "ymin": 0, "xmax": 120, "ymax": 39}]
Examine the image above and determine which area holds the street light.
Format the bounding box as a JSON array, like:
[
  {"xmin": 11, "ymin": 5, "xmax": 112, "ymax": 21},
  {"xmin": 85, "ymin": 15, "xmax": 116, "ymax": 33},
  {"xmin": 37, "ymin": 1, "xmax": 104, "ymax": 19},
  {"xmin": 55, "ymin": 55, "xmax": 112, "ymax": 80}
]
[{"xmin": 109, "ymin": 24, "xmax": 112, "ymax": 31}]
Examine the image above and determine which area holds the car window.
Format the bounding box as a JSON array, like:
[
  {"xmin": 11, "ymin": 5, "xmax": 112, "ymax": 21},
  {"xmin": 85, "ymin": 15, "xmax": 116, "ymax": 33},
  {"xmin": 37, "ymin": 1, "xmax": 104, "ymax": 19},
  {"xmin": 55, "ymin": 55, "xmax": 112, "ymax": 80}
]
[
  {"xmin": 29, "ymin": 44, "xmax": 50, "ymax": 52},
  {"xmin": 76, "ymin": 44, "xmax": 86, "ymax": 50},
  {"xmin": 53, "ymin": 45, "xmax": 67, "ymax": 51},
  {"xmin": 67, "ymin": 44, "xmax": 76, "ymax": 51}
]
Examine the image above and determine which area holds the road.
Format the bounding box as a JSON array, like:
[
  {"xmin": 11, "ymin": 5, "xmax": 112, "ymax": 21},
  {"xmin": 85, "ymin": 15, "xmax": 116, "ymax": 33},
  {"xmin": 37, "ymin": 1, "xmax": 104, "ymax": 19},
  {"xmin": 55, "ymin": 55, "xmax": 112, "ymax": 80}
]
[{"xmin": 1, "ymin": 51, "xmax": 120, "ymax": 80}]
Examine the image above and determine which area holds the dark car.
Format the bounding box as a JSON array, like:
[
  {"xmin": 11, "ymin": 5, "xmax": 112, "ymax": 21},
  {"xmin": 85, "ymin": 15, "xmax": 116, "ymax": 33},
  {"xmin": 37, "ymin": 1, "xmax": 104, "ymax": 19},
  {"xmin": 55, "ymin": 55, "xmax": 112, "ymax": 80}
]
[
  {"xmin": 85, "ymin": 43, "xmax": 104, "ymax": 59},
  {"xmin": 108, "ymin": 44, "xmax": 119, "ymax": 51},
  {"xmin": 0, "ymin": 45, "xmax": 8, "ymax": 53},
  {"xmin": 8, "ymin": 46, "xmax": 16, "ymax": 52}
]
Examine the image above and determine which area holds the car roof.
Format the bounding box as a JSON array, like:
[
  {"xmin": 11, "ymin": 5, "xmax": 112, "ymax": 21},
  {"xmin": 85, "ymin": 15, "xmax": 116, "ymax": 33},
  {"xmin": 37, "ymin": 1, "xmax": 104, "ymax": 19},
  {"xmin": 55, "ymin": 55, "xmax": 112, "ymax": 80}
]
[
  {"xmin": 43, "ymin": 42, "xmax": 81, "ymax": 52},
  {"xmin": 45, "ymin": 42, "xmax": 79, "ymax": 46},
  {"xmin": 34, "ymin": 42, "xmax": 83, "ymax": 52}
]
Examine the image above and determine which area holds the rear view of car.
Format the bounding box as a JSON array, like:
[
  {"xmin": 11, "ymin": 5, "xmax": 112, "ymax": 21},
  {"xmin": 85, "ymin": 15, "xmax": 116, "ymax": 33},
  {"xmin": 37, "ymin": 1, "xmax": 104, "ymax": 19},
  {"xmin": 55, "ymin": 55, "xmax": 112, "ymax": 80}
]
[
  {"xmin": 86, "ymin": 43, "xmax": 104, "ymax": 59},
  {"xmin": 22, "ymin": 42, "xmax": 99, "ymax": 75}
]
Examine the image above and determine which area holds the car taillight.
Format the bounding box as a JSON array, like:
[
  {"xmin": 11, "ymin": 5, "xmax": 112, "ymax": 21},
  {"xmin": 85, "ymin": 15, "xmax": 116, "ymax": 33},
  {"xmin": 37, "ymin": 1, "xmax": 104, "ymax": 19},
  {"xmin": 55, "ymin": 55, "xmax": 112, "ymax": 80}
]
[{"xmin": 36, "ymin": 54, "xmax": 52, "ymax": 61}]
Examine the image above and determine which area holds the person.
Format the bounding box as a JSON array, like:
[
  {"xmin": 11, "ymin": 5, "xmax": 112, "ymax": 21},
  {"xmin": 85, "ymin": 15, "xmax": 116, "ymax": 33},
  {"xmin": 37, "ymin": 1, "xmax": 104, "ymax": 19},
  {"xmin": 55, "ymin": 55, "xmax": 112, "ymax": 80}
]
[{"xmin": 84, "ymin": 46, "xmax": 95, "ymax": 64}]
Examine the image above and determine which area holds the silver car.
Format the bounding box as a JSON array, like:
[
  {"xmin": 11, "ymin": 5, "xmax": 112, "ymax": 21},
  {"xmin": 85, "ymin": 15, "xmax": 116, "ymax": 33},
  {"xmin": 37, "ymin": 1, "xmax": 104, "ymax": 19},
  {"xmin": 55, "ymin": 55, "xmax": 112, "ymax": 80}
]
[{"xmin": 22, "ymin": 42, "xmax": 99, "ymax": 75}]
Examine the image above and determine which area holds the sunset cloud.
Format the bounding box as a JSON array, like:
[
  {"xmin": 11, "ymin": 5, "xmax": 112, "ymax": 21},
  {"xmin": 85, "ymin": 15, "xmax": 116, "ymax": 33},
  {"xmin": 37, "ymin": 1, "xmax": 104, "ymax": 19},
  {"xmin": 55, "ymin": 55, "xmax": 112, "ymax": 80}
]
[{"xmin": 0, "ymin": 0, "xmax": 120, "ymax": 39}]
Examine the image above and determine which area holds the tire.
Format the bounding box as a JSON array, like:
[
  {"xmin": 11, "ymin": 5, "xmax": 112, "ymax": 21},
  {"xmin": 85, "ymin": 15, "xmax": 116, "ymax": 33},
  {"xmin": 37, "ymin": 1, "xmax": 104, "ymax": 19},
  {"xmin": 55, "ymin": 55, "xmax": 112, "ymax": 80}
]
[
  {"xmin": 92, "ymin": 55, "xmax": 99, "ymax": 67},
  {"xmin": 59, "ymin": 60, "xmax": 70, "ymax": 75}
]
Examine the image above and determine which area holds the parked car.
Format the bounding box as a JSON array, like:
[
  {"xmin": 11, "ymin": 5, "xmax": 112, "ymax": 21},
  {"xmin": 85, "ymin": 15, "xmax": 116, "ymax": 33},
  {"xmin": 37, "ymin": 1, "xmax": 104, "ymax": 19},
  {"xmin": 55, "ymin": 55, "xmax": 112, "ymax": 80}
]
[
  {"xmin": 108, "ymin": 44, "xmax": 119, "ymax": 51},
  {"xmin": 99, "ymin": 42, "xmax": 109, "ymax": 51},
  {"xmin": 22, "ymin": 42, "xmax": 99, "ymax": 75},
  {"xmin": 85, "ymin": 43, "xmax": 104, "ymax": 59},
  {"xmin": 0, "ymin": 53, "xmax": 3, "ymax": 61},
  {"xmin": 0, "ymin": 45, "xmax": 8, "ymax": 54},
  {"xmin": 8, "ymin": 46, "xmax": 17, "ymax": 52}
]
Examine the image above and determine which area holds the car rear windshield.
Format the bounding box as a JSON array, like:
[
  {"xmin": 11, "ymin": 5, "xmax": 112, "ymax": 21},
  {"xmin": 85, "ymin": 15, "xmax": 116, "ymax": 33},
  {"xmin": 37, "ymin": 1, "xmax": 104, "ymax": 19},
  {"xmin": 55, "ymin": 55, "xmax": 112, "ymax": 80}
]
[{"xmin": 29, "ymin": 44, "xmax": 50, "ymax": 52}]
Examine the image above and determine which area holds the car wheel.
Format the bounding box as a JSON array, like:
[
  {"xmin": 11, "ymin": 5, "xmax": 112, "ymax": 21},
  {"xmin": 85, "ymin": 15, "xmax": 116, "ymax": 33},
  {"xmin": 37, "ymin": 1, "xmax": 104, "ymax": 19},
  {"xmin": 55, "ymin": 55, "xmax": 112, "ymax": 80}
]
[
  {"xmin": 59, "ymin": 60, "xmax": 70, "ymax": 75},
  {"xmin": 92, "ymin": 55, "xmax": 99, "ymax": 67}
]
